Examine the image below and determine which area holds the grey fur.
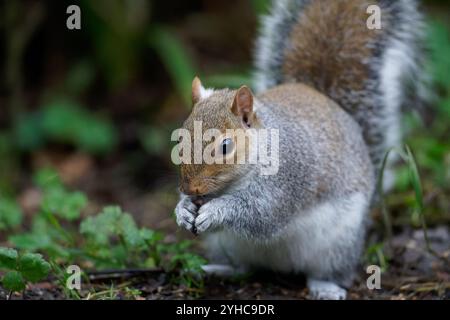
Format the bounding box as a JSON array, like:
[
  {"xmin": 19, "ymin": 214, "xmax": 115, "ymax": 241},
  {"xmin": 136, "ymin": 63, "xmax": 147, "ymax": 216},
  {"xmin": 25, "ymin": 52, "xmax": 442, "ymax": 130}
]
[{"xmin": 176, "ymin": 84, "xmax": 375, "ymax": 294}]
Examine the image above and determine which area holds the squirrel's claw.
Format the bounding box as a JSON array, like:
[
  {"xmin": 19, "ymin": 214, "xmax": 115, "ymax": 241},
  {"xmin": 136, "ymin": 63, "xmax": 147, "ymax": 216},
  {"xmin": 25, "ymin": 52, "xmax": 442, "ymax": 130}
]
[
  {"xmin": 194, "ymin": 201, "xmax": 220, "ymax": 234},
  {"xmin": 194, "ymin": 213, "xmax": 210, "ymax": 233},
  {"xmin": 175, "ymin": 198, "xmax": 198, "ymax": 232}
]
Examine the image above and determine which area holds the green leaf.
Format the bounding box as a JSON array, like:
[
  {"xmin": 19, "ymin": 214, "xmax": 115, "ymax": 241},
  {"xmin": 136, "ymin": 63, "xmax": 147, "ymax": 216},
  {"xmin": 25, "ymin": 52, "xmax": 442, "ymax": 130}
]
[
  {"xmin": 426, "ymin": 21, "xmax": 450, "ymax": 90},
  {"xmin": 13, "ymin": 113, "xmax": 45, "ymax": 151},
  {"xmin": 149, "ymin": 26, "xmax": 196, "ymax": 107},
  {"xmin": 365, "ymin": 243, "xmax": 388, "ymax": 272},
  {"xmin": 39, "ymin": 99, "xmax": 118, "ymax": 155},
  {"xmin": 65, "ymin": 60, "xmax": 95, "ymax": 95},
  {"xmin": 18, "ymin": 253, "xmax": 51, "ymax": 283},
  {"xmin": 140, "ymin": 127, "xmax": 167, "ymax": 155},
  {"xmin": 75, "ymin": 117, "xmax": 117, "ymax": 155},
  {"xmin": 80, "ymin": 206, "xmax": 122, "ymax": 245},
  {"xmin": 205, "ymin": 73, "xmax": 253, "ymax": 89},
  {"xmin": 41, "ymin": 188, "xmax": 87, "ymax": 221},
  {"xmin": 404, "ymin": 146, "xmax": 424, "ymax": 211},
  {"xmin": 140, "ymin": 228, "xmax": 162, "ymax": 245},
  {"xmin": 9, "ymin": 233, "xmax": 52, "ymax": 252},
  {"xmin": 251, "ymin": 0, "xmax": 271, "ymax": 15},
  {"xmin": 80, "ymin": 206, "xmax": 144, "ymax": 248},
  {"xmin": 33, "ymin": 168, "xmax": 63, "ymax": 190},
  {"xmin": 0, "ymin": 133, "xmax": 18, "ymax": 196},
  {"xmin": 2, "ymin": 271, "xmax": 26, "ymax": 292},
  {"xmin": 120, "ymin": 213, "xmax": 143, "ymax": 247},
  {"xmin": 0, "ymin": 247, "xmax": 18, "ymax": 269},
  {"xmin": 0, "ymin": 197, "xmax": 23, "ymax": 230},
  {"xmin": 80, "ymin": 206, "xmax": 162, "ymax": 268}
]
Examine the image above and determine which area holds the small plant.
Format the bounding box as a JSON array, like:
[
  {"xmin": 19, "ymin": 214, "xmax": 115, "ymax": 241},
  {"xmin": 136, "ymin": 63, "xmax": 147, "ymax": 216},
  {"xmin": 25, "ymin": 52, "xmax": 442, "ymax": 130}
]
[
  {"xmin": 160, "ymin": 241, "xmax": 207, "ymax": 289},
  {"xmin": 0, "ymin": 248, "xmax": 51, "ymax": 295},
  {"xmin": 14, "ymin": 99, "xmax": 117, "ymax": 155},
  {"xmin": 9, "ymin": 169, "xmax": 86, "ymax": 260},
  {"xmin": 0, "ymin": 197, "xmax": 23, "ymax": 231},
  {"xmin": 1, "ymin": 168, "xmax": 207, "ymax": 298},
  {"xmin": 365, "ymin": 243, "xmax": 388, "ymax": 273},
  {"xmin": 80, "ymin": 206, "xmax": 163, "ymax": 269},
  {"xmin": 376, "ymin": 144, "xmax": 449, "ymax": 265}
]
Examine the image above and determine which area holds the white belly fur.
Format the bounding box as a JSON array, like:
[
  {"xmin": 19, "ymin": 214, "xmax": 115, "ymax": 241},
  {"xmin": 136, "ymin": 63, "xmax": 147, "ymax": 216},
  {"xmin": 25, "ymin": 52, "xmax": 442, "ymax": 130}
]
[{"xmin": 204, "ymin": 192, "xmax": 368, "ymax": 278}]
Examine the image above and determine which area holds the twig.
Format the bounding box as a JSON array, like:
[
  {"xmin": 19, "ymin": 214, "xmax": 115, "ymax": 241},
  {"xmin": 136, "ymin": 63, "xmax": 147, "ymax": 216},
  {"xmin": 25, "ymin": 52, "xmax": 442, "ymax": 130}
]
[{"xmin": 87, "ymin": 268, "xmax": 164, "ymax": 281}]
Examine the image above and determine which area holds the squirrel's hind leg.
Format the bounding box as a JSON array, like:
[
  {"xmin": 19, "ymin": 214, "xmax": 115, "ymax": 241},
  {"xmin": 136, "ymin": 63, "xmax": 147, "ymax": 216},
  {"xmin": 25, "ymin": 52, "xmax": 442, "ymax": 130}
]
[{"xmin": 307, "ymin": 278, "xmax": 347, "ymax": 300}]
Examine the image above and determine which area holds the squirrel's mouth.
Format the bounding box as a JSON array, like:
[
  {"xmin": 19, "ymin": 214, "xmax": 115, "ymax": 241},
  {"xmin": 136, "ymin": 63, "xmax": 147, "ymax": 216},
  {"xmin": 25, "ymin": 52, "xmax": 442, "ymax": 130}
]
[{"xmin": 191, "ymin": 195, "xmax": 213, "ymax": 207}]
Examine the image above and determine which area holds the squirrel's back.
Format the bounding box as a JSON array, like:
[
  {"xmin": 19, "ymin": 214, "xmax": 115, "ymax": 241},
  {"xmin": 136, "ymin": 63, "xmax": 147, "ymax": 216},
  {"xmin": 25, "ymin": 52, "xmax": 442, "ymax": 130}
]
[
  {"xmin": 257, "ymin": 83, "xmax": 374, "ymax": 202},
  {"xmin": 254, "ymin": 0, "xmax": 427, "ymax": 171}
]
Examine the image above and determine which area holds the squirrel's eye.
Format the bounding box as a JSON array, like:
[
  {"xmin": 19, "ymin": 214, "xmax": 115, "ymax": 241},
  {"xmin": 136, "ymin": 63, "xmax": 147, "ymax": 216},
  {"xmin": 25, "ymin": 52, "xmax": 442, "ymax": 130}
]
[{"xmin": 220, "ymin": 138, "xmax": 234, "ymax": 155}]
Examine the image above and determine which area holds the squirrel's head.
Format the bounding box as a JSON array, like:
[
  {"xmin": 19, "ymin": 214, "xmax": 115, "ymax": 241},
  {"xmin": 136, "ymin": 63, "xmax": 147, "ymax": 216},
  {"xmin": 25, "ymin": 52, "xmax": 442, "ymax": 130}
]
[{"xmin": 178, "ymin": 77, "xmax": 261, "ymax": 197}]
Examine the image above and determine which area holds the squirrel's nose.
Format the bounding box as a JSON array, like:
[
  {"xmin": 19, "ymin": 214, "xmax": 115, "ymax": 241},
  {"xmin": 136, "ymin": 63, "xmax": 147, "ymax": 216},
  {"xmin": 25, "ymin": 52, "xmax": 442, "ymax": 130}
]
[{"xmin": 182, "ymin": 181, "xmax": 199, "ymax": 195}]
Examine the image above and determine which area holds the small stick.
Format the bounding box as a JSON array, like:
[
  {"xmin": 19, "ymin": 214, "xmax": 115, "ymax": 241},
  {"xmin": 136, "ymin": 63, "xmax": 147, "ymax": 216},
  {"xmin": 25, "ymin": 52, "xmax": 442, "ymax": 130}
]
[{"xmin": 87, "ymin": 268, "xmax": 163, "ymax": 281}]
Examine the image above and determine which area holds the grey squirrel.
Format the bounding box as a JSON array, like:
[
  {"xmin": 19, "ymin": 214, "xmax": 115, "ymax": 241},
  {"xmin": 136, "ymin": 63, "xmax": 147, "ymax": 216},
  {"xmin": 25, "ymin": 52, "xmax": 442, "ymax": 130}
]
[{"xmin": 174, "ymin": 0, "xmax": 427, "ymax": 299}]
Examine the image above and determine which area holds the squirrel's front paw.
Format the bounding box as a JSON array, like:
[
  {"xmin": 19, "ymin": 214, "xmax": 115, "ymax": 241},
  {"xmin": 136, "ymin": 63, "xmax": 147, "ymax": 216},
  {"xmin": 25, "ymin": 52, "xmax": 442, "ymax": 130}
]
[
  {"xmin": 175, "ymin": 198, "xmax": 198, "ymax": 233},
  {"xmin": 194, "ymin": 200, "xmax": 223, "ymax": 234}
]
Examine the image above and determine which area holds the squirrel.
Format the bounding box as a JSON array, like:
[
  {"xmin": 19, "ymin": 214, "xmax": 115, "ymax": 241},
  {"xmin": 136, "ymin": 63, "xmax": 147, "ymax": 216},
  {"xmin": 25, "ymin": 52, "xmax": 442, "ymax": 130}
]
[{"xmin": 174, "ymin": 0, "xmax": 427, "ymax": 299}]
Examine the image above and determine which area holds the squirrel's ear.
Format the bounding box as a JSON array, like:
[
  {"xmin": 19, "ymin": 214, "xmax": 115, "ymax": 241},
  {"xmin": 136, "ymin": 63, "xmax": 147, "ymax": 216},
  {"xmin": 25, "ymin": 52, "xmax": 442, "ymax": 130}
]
[
  {"xmin": 192, "ymin": 76, "xmax": 203, "ymax": 105},
  {"xmin": 231, "ymin": 86, "xmax": 254, "ymax": 127},
  {"xmin": 192, "ymin": 76, "xmax": 215, "ymax": 105}
]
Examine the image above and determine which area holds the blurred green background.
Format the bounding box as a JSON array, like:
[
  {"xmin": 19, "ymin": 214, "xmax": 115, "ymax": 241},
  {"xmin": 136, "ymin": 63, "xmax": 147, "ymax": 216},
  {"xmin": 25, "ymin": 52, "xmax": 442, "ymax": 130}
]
[{"xmin": 0, "ymin": 0, "xmax": 449, "ymax": 236}]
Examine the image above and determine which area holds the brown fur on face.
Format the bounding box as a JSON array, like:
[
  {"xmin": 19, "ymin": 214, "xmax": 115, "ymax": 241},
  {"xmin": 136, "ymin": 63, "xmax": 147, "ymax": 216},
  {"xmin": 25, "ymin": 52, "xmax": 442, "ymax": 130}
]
[{"xmin": 180, "ymin": 88, "xmax": 261, "ymax": 196}]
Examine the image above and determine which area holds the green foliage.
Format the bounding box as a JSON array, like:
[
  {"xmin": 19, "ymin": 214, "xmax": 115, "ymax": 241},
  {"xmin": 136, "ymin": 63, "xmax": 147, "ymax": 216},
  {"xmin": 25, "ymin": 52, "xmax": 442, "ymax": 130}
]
[
  {"xmin": 380, "ymin": 146, "xmax": 426, "ymax": 229},
  {"xmin": 0, "ymin": 248, "xmax": 18, "ymax": 269},
  {"xmin": 251, "ymin": 0, "xmax": 271, "ymax": 15},
  {"xmin": 159, "ymin": 240, "xmax": 207, "ymax": 288},
  {"xmin": 149, "ymin": 26, "xmax": 196, "ymax": 107},
  {"xmin": 149, "ymin": 26, "xmax": 254, "ymax": 107},
  {"xmin": 50, "ymin": 262, "xmax": 82, "ymax": 300},
  {"xmin": 18, "ymin": 253, "xmax": 52, "ymax": 282},
  {"xmin": 205, "ymin": 73, "xmax": 253, "ymax": 90},
  {"xmin": 377, "ymin": 144, "xmax": 445, "ymax": 263},
  {"xmin": 41, "ymin": 100, "xmax": 117, "ymax": 155},
  {"xmin": 13, "ymin": 113, "xmax": 45, "ymax": 151},
  {"xmin": 2, "ymin": 271, "xmax": 25, "ymax": 292},
  {"xmin": 426, "ymin": 21, "xmax": 450, "ymax": 92},
  {"xmin": 0, "ymin": 248, "xmax": 51, "ymax": 293},
  {"xmin": 0, "ymin": 196, "xmax": 23, "ymax": 231},
  {"xmin": 41, "ymin": 187, "xmax": 87, "ymax": 221},
  {"xmin": 399, "ymin": 21, "xmax": 450, "ymax": 191},
  {"xmin": 0, "ymin": 133, "xmax": 18, "ymax": 195},
  {"xmin": 14, "ymin": 99, "xmax": 117, "ymax": 155},
  {"xmin": 9, "ymin": 215, "xmax": 71, "ymax": 258},
  {"xmin": 365, "ymin": 243, "xmax": 388, "ymax": 273},
  {"xmin": 80, "ymin": 206, "xmax": 163, "ymax": 268},
  {"xmin": 140, "ymin": 125, "xmax": 175, "ymax": 156},
  {"xmin": 80, "ymin": 0, "xmax": 150, "ymax": 89},
  {"xmin": 140, "ymin": 127, "xmax": 165, "ymax": 155},
  {"xmin": 65, "ymin": 60, "xmax": 96, "ymax": 96},
  {"xmin": 9, "ymin": 169, "xmax": 85, "ymax": 258},
  {"xmin": 3, "ymin": 169, "xmax": 206, "ymax": 296}
]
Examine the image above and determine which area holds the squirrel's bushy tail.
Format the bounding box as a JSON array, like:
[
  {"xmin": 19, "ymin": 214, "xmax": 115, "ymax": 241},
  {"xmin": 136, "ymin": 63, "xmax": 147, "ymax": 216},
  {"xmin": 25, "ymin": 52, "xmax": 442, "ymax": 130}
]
[{"xmin": 253, "ymin": 0, "xmax": 428, "ymax": 171}]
